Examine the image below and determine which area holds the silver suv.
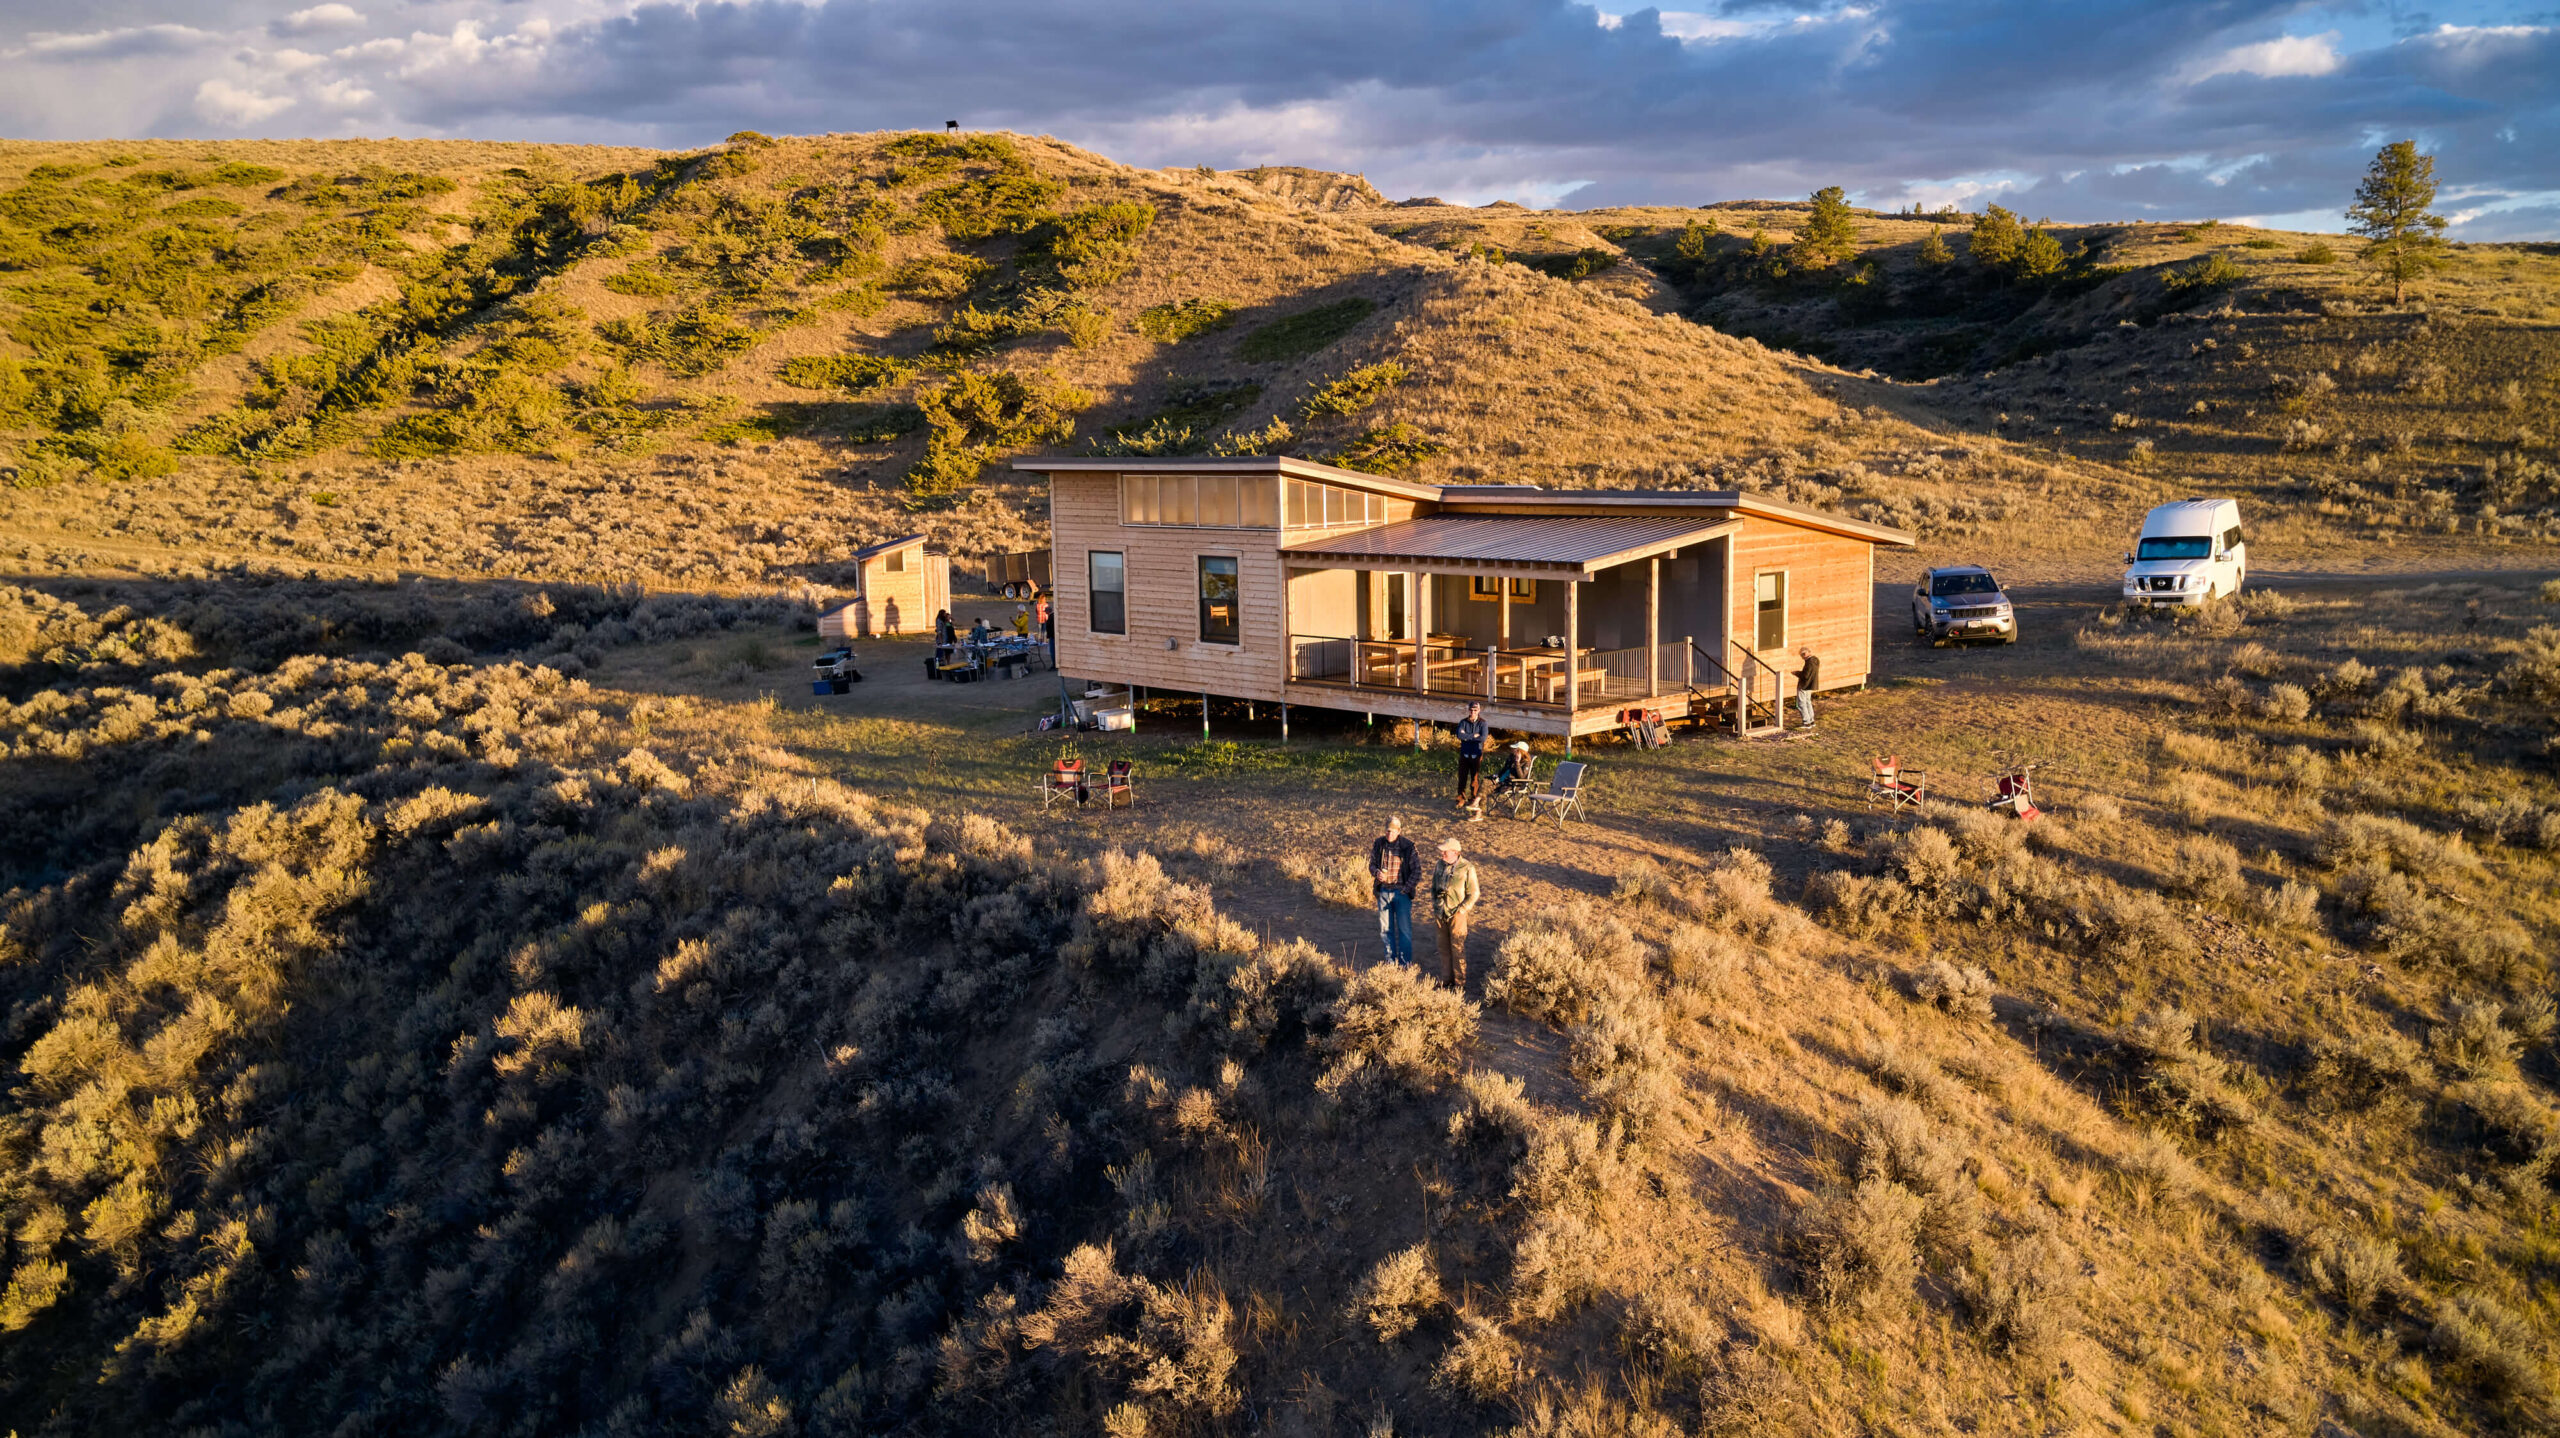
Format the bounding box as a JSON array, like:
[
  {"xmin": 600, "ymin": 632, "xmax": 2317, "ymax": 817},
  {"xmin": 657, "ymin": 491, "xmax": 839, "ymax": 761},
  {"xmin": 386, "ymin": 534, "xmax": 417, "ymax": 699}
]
[{"xmin": 1912, "ymin": 565, "xmax": 2017, "ymax": 645}]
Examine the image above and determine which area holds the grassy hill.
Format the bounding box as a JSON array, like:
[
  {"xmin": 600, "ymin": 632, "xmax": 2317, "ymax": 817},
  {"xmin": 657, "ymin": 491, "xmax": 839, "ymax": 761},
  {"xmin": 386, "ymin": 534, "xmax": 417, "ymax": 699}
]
[{"xmin": 0, "ymin": 132, "xmax": 2557, "ymax": 1438}]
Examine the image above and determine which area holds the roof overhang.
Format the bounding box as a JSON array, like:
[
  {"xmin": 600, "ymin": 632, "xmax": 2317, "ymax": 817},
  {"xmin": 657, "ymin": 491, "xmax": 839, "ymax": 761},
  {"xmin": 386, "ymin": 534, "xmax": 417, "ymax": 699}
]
[
  {"xmin": 1280, "ymin": 514, "xmax": 1739, "ymax": 578},
  {"xmin": 1437, "ymin": 487, "xmax": 1915, "ymax": 547},
  {"xmin": 1012, "ymin": 454, "xmax": 1441, "ymax": 503},
  {"xmin": 850, "ymin": 532, "xmax": 930, "ymax": 561},
  {"xmin": 1009, "ymin": 458, "xmax": 1917, "ymax": 547}
]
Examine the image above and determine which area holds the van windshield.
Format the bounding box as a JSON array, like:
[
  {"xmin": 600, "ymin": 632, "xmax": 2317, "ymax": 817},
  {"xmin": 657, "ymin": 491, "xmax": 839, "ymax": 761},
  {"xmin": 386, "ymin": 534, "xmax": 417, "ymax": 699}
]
[
  {"xmin": 1930, "ymin": 572, "xmax": 2000, "ymax": 596},
  {"xmin": 2138, "ymin": 536, "xmax": 2212, "ymax": 560}
]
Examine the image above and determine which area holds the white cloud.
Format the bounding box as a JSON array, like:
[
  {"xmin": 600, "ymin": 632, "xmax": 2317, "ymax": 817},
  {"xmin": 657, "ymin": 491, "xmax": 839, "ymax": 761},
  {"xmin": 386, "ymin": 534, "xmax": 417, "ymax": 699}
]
[
  {"xmin": 314, "ymin": 78, "xmax": 377, "ymax": 108},
  {"xmin": 19, "ymin": 24, "xmax": 213, "ymax": 60},
  {"xmin": 272, "ymin": 5, "xmax": 368, "ymax": 37},
  {"xmin": 263, "ymin": 49, "xmax": 330, "ymax": 73},
  {"xmin": 1656, "ymin": 12, "xmax": 1785, "ymax": 43},
  {"xmin": 2185, "ymin": 32, "xmax": 2341, "ymax": 83},
  {"xmin": 196, "ymin": 78, "xmax": 295, "ymax": 125},
  {"xmin": 335, "ymin": 38, "xmax": 406, "ymax": 60}
]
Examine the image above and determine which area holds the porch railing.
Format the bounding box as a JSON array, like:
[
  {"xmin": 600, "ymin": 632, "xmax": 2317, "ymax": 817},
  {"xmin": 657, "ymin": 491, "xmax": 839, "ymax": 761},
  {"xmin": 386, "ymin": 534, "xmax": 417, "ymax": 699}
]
[{"xmin": 1289, "ymin": 636, "xmax": 1697, "ymax": 710}]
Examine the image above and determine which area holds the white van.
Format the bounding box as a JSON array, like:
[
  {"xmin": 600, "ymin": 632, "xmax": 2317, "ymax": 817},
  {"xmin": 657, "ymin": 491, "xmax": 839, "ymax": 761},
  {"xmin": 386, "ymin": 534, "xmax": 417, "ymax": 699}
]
[{"xmin": 2122, "ymin": 498, "xmax": 2247, "ymax": 607}]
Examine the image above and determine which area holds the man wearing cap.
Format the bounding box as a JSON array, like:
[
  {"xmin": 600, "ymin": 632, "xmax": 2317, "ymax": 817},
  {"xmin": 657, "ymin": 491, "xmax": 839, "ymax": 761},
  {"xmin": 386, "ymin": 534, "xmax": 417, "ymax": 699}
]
[
  {"xmin": 1451, "ymin": 701, "xmax": 1490, "ymax": 817},
  {"xmin": 1429, "ymin": 837, "xmax": 1481, "ymax": 989},
  {"xmin": 1368, "ymin": 815, "xmax": 1420, "ymax": 967}
]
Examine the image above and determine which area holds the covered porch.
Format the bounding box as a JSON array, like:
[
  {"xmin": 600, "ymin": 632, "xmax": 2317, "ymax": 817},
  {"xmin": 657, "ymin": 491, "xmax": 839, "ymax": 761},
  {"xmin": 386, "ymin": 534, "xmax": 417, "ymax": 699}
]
[{"xmin": 1277, "ymin": 514, "xmax": 1779, "ymax": 737}]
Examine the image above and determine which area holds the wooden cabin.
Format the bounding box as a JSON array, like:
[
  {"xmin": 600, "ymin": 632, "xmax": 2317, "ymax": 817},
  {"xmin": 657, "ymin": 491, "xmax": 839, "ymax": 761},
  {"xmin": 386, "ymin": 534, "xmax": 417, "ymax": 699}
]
[
  {"xmin": 827, "ymin": 533, "xmax": 950, "ymax": 640},
  {"xmin": 1014, "ymin": 455, "xmax": 1915, "ymax": 738}
]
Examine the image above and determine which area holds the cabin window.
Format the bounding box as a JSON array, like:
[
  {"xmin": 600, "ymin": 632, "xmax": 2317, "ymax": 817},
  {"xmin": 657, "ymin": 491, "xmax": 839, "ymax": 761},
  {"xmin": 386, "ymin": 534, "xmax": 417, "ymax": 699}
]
[
  {"xmin": 1754, "ymin": 570, "xmax": 1788, "ymax": 650},
  {"xmin": 1118, "ymin": 474, "xmax": 1279, "ymax": 529},
  {"xmin": 1198, "ymin": 556, "xmax": 1240, "ymax": 645},
  {"xmin": 1282, "ymin": 479, "xmax": 1381, "ymax": 530},
  {"xmin": 1468, "ymin": 576, "xmax": 1535, "ymax": 601},
  {"xmin": 884, "ymin": 548, "xmax": 907, "ymax": 573},
  {"xmin": 1089, "ymin": 551, "xmax": 1126, "ymax": 634}
]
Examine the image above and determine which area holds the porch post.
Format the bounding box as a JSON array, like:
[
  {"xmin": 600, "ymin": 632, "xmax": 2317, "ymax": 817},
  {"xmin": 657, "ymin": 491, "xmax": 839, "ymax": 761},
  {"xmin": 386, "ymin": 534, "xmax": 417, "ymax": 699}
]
[
  {"xmin": 1496, "ymin": 576, "xmax": 1512, "ymax": 702},
  {"xmin": 1564, "ymin": 579, "xmax": 1581, "ymax": 757},
  {"xmin": 1646, "ymin": 556, "xmax": 1661, "ymax": 699},
  {"xmin": 1278, "ymin": 562, "xmax": 1293, "ymax": 686},
  {"xmin": 1413, "ymin": 570, "xmax": 1430, "ymax": 701}
]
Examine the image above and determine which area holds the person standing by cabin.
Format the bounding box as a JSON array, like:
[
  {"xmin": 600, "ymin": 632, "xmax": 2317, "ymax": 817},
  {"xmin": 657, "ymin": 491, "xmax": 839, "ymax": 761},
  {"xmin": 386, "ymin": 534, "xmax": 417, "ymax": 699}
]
[
  {"xmin": 1368, "ymin": 816, "xmax": 1419, "ymax": 967},
  {"xmin": 1429, "ymin": 837, "xmax": 1480, "ymax": 989},
  {"xmin": 1794, "ymin": 645, "xmax": 1821, "ymax": 729},
  {"xmin": 1452, "ymin": 701, "xmax": 1489, "ymax": 818},
  {"xmin": 934, "ymin": 610, "xmax": 956, "ymax": 657},
  {"xmin": 1038, "ymin": 596, "xmax": 1054, "ymax": 663}
]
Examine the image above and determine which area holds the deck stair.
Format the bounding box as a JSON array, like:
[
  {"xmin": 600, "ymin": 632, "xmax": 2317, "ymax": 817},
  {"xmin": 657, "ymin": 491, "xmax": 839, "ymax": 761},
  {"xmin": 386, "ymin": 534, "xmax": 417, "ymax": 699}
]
[{"xmin": 1687, "ymin": 640, "xmax": 1788, "ymax": 737}]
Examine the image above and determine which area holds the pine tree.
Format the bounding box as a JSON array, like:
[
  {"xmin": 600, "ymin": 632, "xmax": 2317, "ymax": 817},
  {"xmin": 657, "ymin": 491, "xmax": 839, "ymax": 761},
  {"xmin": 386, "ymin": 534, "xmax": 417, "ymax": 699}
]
[
  {"xmin": 2345, "ymin": 139, "xmax": 2447, "ymax": 305},
  {"xmin": 1968, "ymin": 204, "xmax": 2023, "ymax": 268},
  {"xmin": 1918, "ymin": 231, "xmax": 1952, "ymax": 266},
  {"xmin": 1792, "ymin": 186, "xmax": 1859, "ymax": 270},
  {"xmin": 1674, "ymin": 217, "xmax": 1718, "ymax": 263},
  {"xmin": 2013, "ymin": 224, "xmax": 2066, "ymax": 281}
]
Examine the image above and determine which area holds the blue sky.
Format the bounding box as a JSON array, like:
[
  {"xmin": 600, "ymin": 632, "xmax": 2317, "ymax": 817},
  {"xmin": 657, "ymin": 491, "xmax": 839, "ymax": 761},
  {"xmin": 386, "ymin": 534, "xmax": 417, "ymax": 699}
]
[{"xmin": 3, "ymin": 1, "xmax": 2555, "ymax": 236}]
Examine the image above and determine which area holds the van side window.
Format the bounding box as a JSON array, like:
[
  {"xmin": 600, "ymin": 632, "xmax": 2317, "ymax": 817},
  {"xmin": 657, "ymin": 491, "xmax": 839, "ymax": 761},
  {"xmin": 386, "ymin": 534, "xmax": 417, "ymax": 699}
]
[{"xmin": 2223, "ymin": 525, "xmax": 2243, "ymax": 550}]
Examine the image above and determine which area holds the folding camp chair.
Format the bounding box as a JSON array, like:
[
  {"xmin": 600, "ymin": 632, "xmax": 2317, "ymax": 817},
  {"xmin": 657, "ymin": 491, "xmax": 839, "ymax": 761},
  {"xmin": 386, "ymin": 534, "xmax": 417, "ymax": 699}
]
[
  {"xmin": 1986, "ymin": 753, "xmax": 2042, "ymax": 822},
  {"xmin": 1099, "ymin": 759, "xmax": 1135, "ymax": 810},
  {"xmin": 1866, "ymin": 755, "xmax": 1926, "ymax": 814},
  {"xmin": 1040, "ymin": 759, "xmax": 1088, "ymax": 812},
  {"xmin": 1521, "ymin": 760, "xmax": 1589, "ymax": 830}
]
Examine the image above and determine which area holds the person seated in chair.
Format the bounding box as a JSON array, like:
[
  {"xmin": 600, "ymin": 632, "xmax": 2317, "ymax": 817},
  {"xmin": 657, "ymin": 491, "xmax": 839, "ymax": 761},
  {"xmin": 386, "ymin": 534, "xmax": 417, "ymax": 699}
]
[{"xmin": 1490, "ymin": 740, "xmax": 1535, "ymax": 803}]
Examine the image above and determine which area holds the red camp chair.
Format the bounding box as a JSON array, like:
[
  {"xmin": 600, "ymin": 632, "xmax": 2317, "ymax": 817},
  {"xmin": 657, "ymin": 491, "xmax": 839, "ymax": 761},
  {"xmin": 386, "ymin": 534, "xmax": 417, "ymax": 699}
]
[
  {"xmin": 1987, "ymin": 755, "xmax": 2042, "ymax": 822},
  {"xmin": 1866, "ymin": 755, "xmax": 1926, "ymax": 813},
  {"xmin": 1100, "ymin": 759, "xmax": 1135, "ymax": 810},
  {"xmin": 1040, "ymin": 758, "xmax": 1087, "ymax": 812}
]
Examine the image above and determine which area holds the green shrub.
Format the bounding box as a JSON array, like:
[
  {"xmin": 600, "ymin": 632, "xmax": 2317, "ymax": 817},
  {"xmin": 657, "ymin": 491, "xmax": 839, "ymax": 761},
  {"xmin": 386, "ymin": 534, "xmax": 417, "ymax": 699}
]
[
  {"xmin": 889, "ymin": 252, "xmax": 994, "ymax": 299},
  {"xmin": 1238, "ymin": 298, "xmax": 1377, "ymax": 362},
  {"xmin": 2299, "ymin": 241, "xmax": 2339, "ymax": 264},
  {"xmin": 905, "ymin": 368, "xmax": 1089, "ymax": 501},
  {"xmin": 1136, "ymin": 298, "xmax": 1237, "ymax": 343},
  {"xmin": 1090, "ymin": 382, "xmax": 1263, "ymax": 458},
  {"xmin": 1517, "ymin": 248, "xmax": 1620, "ymax": 280},
  {"xmin": 205, "ymin": 162, "xmax": 286, "ymax": 187},
  {"xmin": 1299, "ymin": 361, "xmax": 1409, "ymax": 420},
  {"xmin": 1023, "ymin": 201, "xmax": 1155, "ymax": 288},
  {"xmin": 776, "ymin": 354, "xmax": 914, "ymax": 394},
  {"xmin": 603, "ymin": 267, "xmax": 675, "ymax": 297},
  {"xmin": 1328, "ymin": 422, "xmax": 1442, "ymax": 475},
  {"xmin": 2165, "ymin": 252, "xmax": 2247, "ymax": 297}
]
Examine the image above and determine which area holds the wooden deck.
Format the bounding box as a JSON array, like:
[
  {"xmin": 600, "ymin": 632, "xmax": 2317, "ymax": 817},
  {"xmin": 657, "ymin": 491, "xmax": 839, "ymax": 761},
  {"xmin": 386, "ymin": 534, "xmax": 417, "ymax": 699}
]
[{"xmin": 1280, "ymin": 678, "xmax": 1726, "ymax": 737}]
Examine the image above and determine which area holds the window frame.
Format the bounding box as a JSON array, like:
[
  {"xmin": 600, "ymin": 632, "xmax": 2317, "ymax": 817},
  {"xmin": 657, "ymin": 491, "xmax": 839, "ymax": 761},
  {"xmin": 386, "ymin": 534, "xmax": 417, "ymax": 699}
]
[
  {"xmin": 1753, "ymin": 569, "xmax": 1789, "ymax": 651},
  {"xmin": 1468, "ymin": 575, "xmax": 1536, "ymax": 602},
  {"xmin": 1088, "ymin": 550, "xmax": 1127, "ymax": 636},
  {"xmin": 883, "ymin": 547, "xmax": 907, "ymax": 573},
  {"xmin": 1196, "ymin": 553, "xmax": 1241, "ymax": 647}
]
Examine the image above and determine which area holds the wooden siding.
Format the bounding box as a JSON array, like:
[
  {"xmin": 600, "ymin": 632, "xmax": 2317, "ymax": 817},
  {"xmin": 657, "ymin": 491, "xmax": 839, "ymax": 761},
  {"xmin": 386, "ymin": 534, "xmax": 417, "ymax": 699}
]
[
  {"xmin": 847, "ymin": 553, "xmax": 947, "ymax": 638},
  {"xmin": 1053, "ymin": 473, "xmax": 1293, "ymax": 702},
  {"xmin": 1725, "ymin": 517, "xmax": 1872, "ymax": 691}
]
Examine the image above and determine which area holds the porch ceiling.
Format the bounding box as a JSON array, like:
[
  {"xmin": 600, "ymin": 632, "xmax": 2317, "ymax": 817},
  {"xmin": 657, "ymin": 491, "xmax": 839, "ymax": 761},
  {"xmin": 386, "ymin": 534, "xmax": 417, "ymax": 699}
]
[{"xmin": 1279, "ymin": 515, "xmax": 1736, "ymax": 576}]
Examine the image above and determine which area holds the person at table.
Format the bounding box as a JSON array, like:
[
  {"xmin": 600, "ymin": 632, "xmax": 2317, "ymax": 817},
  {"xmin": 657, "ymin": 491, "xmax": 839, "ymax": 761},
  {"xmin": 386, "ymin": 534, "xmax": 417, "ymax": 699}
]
[
  {"xmin": 934, "ymin": 610, "xmax": 957, "ymax": 661},
  {"xmin": 1013, "ymin": 604, "xmax": 1033, "ymax": 638},
  {"xmin": 970, "ymin": 616, "xmax": 993, "ymax": 646}
]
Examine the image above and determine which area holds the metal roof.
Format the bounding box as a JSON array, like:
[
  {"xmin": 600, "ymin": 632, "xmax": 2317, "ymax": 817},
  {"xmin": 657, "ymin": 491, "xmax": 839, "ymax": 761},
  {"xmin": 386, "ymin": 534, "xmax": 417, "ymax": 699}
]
[
  {"xmin": 1011, "ymin": 457, "xmax": 1917, "ymax": 547},
  {"xmin": 1280, "ymin": 514, "xmax": 1737, "ymax": 574},
  {"xmin": 850, "ymin": 532, "xmax": 928, "ymax": 560},
  {"xmin": 1011, "ymin": 454, "xmax": 1441, "ymax": 501}
]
